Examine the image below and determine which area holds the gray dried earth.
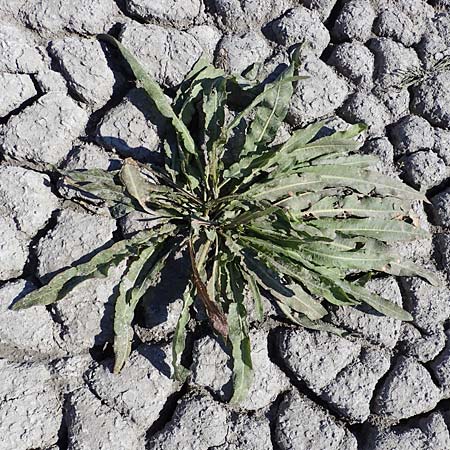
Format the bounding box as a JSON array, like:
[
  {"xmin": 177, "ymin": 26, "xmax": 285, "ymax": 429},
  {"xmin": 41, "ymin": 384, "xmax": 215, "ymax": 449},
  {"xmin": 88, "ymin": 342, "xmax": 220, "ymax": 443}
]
[{"xmin": 0, "ymin": 1, "xmax": 450, "ymax": 449}]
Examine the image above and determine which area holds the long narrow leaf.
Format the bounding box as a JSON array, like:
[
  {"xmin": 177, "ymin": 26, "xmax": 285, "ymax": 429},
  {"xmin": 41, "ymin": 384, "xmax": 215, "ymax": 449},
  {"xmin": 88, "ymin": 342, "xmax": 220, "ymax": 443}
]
[
  {"xmin": 174, "ymin": 58, "xmax": 225, "ymax": 125},
  {"xmin": 99, "ymin": 34, "xmax": 203, "ymax": 189},
  {"xmin": 249, "ymin": 172, "xmax": 325, "ymax": 202},
  {"xmin": 261, "ymin": 253, "xmax": 357, "ymax": 307},
  {"xmin": 203, "ymin": 78, "xmax": 228, "ymax": 195},
  {"xmin": 223, "ymin": 50, "xmax": 304, "ymax": 183},
  {"xmin": 99, "ymin": 35, "xmax": 197, "ymax": 156},
  {"xmin": 387, "ymin": 260, "xmax": 441, "ymax": 287},
  {"xmin": 113, "ymin": 242, "xmax": 173, "ymax": 373},
  {"xmin": 301, "ymin": 243, "xmax": 395, "ymax": 270},
  {"xmin": 242, "ymin": 270, "xmax": 264, "ymax": 321},
  {"xmin": 333, "ymin": 278, "xmax": 413, "ymax": 321},
  {"xmin": 240, "ymin": 248, "xmax": 327, "ymax": 320},
  {"xmin": 11, "ymin": 225, "xmax": 177, "ymax": 310},
  {"xmin": 172, "ymin": 282, "xmax": 195, "ymax": 382},
  {"xmin": 265, "ymin": 123, "xmax": 367, "ymax": 176},
  {"xmin": 296, "ymin": 166, "xmax": 428, "ymax": 201},
  {"xmin": 217, "ymin": 75, "xmax": 307, "ymax": 180},
  {"xmin": 300, "ymin": 195, "xmax": 411, "ymax": 219},
  {"xmin": 240, "ymin": 53, "xmax": 299, "ymax": 156},
  {"xmin": 228, "ymin": 262, "xmax": 253, "ymax": 403},
  {"xmin": 310, "ymin": 218, "xmax": 429, "ymax": 241},
  {"xmin": 276, "ymin": 301, "xmax": 346, "ymax": 336},
  {"xmin": 62, "ymin": 169, "xmax": 136, "ymax": 215}
]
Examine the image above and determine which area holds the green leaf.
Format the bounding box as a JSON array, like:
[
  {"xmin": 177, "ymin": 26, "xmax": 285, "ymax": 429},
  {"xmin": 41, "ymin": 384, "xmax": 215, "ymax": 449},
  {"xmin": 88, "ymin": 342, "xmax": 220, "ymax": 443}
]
[
  {"xmin": 99, "ymin": 34, "xmax": 203, "ymax": 189},
  {"xmin": 276, "ymin": 301, "xmax": 346, "ymax": 336},
  {"xmin": 240, "ymin": 58, "xmax": 298, "ymax": 156},
  {"xmin": 387, "ymin": 260, "xmax": 442, "ymax": 287},
  {"xmin": 274, "ymin": 189, "xmax": 341, "ymax": 212},
  {"xmin": 228, "ymin": 263, "xmax": 253, "ymax": 404},
  {"xmin": 277, "ymin": 121, "xmax": 327, "ymax": 153},
  {"xmin": 241, "ymin": 249, "xmax": 327, "ymax": 320},
  {"xmin": 226, "ymin": 202, "xmax": 278, "ymax": 228},
  {"xmin": 176, "ymin": 56, "xmax": 210, "ymax": 92},
  {"xmin": 225, "ymin": 74, "xmax": 306, "ymax": 130},
  {"xmin": 172, "ymin": 282, "xmax": 195, "ymax": 382},
  {"xmin": 301, "ymin": 243, "xmax": 395, "ymax": 271},
  {"xmin": 67, "ymin": 182, "xmax": 127, "ymax": 203},
  {"xmin": 12, "ymin": 224, "xmax": 177, "ymax": 310},
  {"xmin": 175, "ymin": 60, "xmax": 225, "ymax": 126},
  {"xmin": 223, "ymin": 53, "xmax": 305, "ymax": 183},
  {"xmin": 300, "ymin": 195, "xmax": 411, "ymax": 219},
  {"xmin": 120, "ymin": 159, "xmax": 157, "ymax": 213},
  {"xmin": 61, "ymin": 168, "xmax": 119, "ymax": 184},
  {"xmin": 119, "ymin": 161, "xmax": 198, "ymax": 218},
  {"xmin": 62, "ymin": 168, "xmax": 136, "ymax": 213},
  {"xmin": 261, "ymin": 253, "xmax": 357, "ymax": 307},
  {"xmin": 216, "ymin": 76, "xmax": 307, "ymax": 178},
  {"xmin": 305, "ymin": 153, "xmax": 379, "ymax": 168},
  {"xmin": 309, "ymin": 218, "xmax": 429, "ymax": 241},
  {"xmin": 295, "ymin": 166, "xmax": 427, "ymax": 201},
  {"xmin": 242, "ymin": 234, "xmax": 339, "ymax": 277},
  {"xmin": 334, "ymin": 279, "xmax": 413, "ymax": 321},
  {"xmin": 249, "ymin": 172, "xmax": 325, "ymax": 202},
  {"xmin": 228, "ymin": 303, "xmax": 253, "ymax": 404},
  {"xmin": 99, "ymin": 35, "xmax": 196, "ymax": 155},
  {"xmin": 290, "ymin": 122, "xmax": 365, "ymax": 153},
  {"xmin": 113, "ymin": 242, "xmax": 172, "ymax": 373},
  {"xmin": 203, "ymin": 78, "xmax": 228, "ymax": 195},
  {"xmin": 245, "ymin": 223, "xmax": 308, "ymax": 248},
  {"xmin": 267, "ymin": 123, "xmax": 367, "ymax": 176},
  {"xmin": 242, "ymin": 270, "xmax": 264, "ymax": 321},
  {"xmin": 203, "ymin": 79, "xmax": 227, "ymax": 149},
  {"xmin": 273, "ymin": 282, "xmax": 328, "ymax": 320},
  {"xmin": 174, "ymin": 57, "xmax": 213, "ymax": 119}
]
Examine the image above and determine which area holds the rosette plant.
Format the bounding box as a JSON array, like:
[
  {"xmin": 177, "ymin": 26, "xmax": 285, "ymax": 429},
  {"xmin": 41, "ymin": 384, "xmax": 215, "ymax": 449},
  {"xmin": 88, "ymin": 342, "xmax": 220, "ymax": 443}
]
[{"xmin": 12, "ymin": 35, "xmax": 438, "ymax": 402}]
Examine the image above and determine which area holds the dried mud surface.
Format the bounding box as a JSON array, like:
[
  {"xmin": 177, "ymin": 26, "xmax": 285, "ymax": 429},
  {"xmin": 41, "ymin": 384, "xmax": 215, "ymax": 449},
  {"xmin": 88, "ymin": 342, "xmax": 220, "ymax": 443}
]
[{"xmin": 0, "ymin": 1, "xmax": 450, "ymax": 449}]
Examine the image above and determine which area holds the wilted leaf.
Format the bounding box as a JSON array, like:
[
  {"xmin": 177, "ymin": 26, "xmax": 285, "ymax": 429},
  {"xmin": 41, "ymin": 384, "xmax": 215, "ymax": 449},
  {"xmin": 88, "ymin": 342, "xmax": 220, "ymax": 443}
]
[{"xmin": 188, "ymin": 241, "xmax": 228, "ymax": 337}]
